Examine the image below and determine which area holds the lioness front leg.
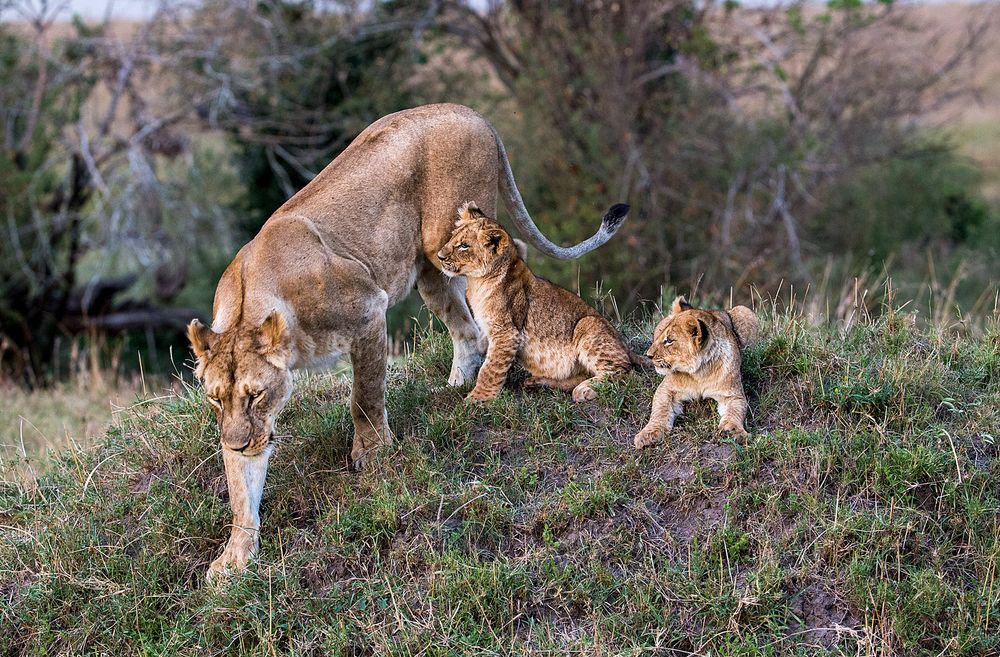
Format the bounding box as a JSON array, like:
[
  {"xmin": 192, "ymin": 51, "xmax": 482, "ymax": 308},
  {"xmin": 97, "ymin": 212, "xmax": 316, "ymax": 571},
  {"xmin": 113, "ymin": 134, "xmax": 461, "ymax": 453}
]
[
  {"xmin": 467, "ymin": 327, "xmax": 518, "ymax": 402},
  {"xmin": 716, "ymin": 393, "xmax": 749, "ymax": 437},
  {"xmin": 635, "ymin": 378, "xmax": 683, "ymax": 449},
  {"xmin": 207, "ymin": 447, "xmax": 271, "ymax": 583},
  {"xmin": 416, "ymin": 263, "xmax": 481, "ymax": 386},
  {"xmin": 349, "ymin": 311, "xmax": 392, "ymax": 468}
]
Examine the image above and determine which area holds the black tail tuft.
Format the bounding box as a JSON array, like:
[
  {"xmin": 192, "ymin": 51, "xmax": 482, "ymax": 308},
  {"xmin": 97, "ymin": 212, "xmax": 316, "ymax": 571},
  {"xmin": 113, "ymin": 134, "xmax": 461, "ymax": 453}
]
[{"xmin": 602, "ymin": 203, "xmax": 630, "ymax": 232}]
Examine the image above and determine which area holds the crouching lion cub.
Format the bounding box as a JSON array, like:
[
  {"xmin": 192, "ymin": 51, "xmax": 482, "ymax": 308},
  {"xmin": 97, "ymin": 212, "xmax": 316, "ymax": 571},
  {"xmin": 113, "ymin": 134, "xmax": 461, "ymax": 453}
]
[
  {"xmin": 438, "ymin": 202, "xmax": 639, "ymax": 403},
  {"xmin": 634, "ymin": 296, "xmax": 759, "ymax": 448}
]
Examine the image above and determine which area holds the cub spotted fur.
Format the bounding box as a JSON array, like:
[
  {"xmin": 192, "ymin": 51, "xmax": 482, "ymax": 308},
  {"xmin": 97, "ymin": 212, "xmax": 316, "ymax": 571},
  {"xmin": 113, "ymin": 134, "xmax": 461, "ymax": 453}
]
[
  {"xmin": 438, "ymin": 202, "xmax": 636, "ymax": 403},
  {"xmin": 634, "ymin": 296, "xmax": 759, "ymax": 448}
]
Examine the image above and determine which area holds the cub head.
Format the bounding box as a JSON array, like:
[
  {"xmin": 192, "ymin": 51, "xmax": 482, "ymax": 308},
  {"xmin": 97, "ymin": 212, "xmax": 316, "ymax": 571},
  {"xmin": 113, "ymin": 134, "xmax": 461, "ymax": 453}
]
[
  {"xmin": 187, "ymin": 311, "xmax": 294, "ymax": 456},
  {"xmin": 436, "ymin": 201, "xmax": 514, "ymax": 278},
  {"xmin": 646, "ymin": 296, "xmax": 715, "ymax": 376}
]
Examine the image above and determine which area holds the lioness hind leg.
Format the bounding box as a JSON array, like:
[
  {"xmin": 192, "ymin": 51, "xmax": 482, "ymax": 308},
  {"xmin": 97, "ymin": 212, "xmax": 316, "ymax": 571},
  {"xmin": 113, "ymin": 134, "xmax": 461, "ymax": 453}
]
[
  {"xmin": 572, "ymin": 317, "xmax": 631, "ymax": 403},
  {"xmin": 417, "ymin": 263, "xmax": 481, "ymax": 386}
]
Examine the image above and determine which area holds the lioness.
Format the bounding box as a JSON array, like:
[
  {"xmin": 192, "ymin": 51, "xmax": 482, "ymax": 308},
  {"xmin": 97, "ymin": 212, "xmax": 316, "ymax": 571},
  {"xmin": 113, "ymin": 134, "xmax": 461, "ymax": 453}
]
[
  {"xmin": 187, "ymin": 104, "xmax": 625, "ymax": 582},
  {"xmin": 437, "ymin": 202, "xmax": 638, "ymax": 403},
  {"xmin": 634, "ymin": 296, "xmax": 759, "ymax": 448}
]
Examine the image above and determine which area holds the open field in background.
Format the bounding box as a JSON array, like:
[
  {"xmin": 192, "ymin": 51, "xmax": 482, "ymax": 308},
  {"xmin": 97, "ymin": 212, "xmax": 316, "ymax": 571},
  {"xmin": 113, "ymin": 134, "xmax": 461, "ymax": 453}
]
[
  {"xmin": 0, "ymin": 374, "xmax": 183, "ymax": 467},
  {"xmin": 2, "ymin": 299, "xmax": 998, "ymax": 656},
  {"xmin": 914, "ymin": 3, "xmax": 1000, "ymax": 204}
]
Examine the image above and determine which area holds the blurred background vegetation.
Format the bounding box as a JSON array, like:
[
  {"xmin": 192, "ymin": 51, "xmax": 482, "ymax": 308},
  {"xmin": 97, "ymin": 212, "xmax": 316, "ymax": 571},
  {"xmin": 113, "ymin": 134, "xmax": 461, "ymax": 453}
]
[{"xmin": 0, "ymin": 0, "xmax": 998, "ymax": 447}]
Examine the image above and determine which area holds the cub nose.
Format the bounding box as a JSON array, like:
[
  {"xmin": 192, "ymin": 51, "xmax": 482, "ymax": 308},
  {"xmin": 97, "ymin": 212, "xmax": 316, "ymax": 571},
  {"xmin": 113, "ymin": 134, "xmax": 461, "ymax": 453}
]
[
  {"xmin": 645, "ymin": 349, "xmax": 655, "ymax": 358},
  {"xmin": 436, "ymin": 251, "xmax": 446, "ymax": 261}
]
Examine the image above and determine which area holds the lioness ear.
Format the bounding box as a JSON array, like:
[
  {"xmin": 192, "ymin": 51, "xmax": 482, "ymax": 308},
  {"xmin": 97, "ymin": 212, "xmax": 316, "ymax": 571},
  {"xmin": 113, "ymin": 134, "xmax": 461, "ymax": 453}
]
[
  {"xmin": 187, "ymin": 319, "xmax": 216, "ymax": 361},
  {"xmin": 691, "ymin": 317, "xmax": 710, "ymax": 349},
  {"xmin": 258, "ymin": 310, "xmax": 288, "ymax": 353},
  {"xmin": 672, "ymin": 296, "xmax": 694, "ymax": 314},
  {"xmin": 484, "ymin": 228, "xmax": 508, "ymax": 253}
]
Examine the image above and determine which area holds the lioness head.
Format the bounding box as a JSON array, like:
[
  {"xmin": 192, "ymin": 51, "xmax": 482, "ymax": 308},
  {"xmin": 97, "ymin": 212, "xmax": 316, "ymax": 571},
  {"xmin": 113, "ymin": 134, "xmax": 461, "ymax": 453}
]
[
  {"xmin": 437, "ymin": 202, "xmax": 514, "ymax": 278},
  {"xmin": 187, "ymin": 311, "xmax": 293, "ymax": 455},
  {"xmin": 646, "ymin": 296, "xmax": 714, "ymax": 376}
]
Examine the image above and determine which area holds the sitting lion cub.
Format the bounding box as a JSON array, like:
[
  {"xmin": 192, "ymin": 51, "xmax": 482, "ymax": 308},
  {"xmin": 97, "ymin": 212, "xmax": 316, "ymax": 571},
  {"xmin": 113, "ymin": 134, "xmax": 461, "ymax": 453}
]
[
  {"xmin": 437, "ymin": 201, "xmax": 636, "ymax": 403},
  {"xmin": 634, "ymin": 296, "xmax": 759, "ymax": 448}
]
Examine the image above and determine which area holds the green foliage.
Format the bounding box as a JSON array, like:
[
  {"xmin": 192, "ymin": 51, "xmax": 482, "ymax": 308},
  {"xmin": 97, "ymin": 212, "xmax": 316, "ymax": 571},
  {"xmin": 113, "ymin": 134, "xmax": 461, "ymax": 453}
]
[
  {"xmin": 3, "ymin": 308, "xmax": 1000, "ymax": 655},
  {"xmin": 217, "ymin": 1, "xmax": 421, "ymax": 237},
  {"xmin": 815, "ymin": 142, "xmax": 999, "ymax": 260}
]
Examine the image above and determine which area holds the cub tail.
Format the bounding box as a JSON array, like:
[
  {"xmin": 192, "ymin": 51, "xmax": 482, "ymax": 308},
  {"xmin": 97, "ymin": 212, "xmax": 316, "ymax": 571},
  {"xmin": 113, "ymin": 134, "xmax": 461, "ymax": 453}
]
[
  {"xmin": 629, "ymin": 349, "xmax": 654, "ymax": 370},
  {"xmin": 727, "ymin": 305, "xmax": 760, "ymax": 349}
]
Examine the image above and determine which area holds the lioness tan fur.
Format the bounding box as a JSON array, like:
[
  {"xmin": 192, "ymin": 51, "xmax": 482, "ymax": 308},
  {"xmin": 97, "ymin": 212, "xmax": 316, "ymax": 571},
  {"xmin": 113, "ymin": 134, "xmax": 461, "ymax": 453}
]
[
  {"xmin": 437, "ymin": 202, "xmax": 636, "ymax": 403},
  {"xmin": 186, "ymin": 104, "xmax": 626, "ymax": 582},
  {"xmin": 634, "ymin": 296, "xmax": 759, "ymax": 449}
]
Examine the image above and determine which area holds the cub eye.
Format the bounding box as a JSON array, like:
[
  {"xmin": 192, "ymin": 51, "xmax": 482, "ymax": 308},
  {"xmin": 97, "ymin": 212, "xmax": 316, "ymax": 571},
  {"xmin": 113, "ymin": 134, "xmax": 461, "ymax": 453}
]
[
  {"xmin": 662, "ymin": 337, "xmax": 674, "ymax": 346},
  {"xmin": 249, "ymin": 390, "xmax": 263, "ymax": 401},
  {"xmin": 457, "ymin": 242, "xmax": 469, "ymax": 251},
  {"xmin": 207, "ymin": 395, "xmax": 222, "ymax": 409}
]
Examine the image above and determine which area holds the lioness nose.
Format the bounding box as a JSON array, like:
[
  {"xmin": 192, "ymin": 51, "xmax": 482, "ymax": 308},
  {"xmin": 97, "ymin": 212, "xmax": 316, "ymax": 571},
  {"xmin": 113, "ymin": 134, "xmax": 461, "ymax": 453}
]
[
  {"xmin": 221, "ymin": 432, "xmax": 252, "ymax": 452},
  {"xmin": 645, "ymin": 349, "xmax": 654, "ymax": 358}
]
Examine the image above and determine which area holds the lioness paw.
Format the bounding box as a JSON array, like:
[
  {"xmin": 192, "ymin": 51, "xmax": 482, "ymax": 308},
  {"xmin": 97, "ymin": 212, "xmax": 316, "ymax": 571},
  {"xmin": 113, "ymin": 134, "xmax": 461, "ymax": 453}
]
[
  {"xmin": 634, "ymin": 427, "xmax": 664, "ymax": 449},
  {"xmin": 206, "ymin": 543, "xmax": 256, "ymax": 585}
]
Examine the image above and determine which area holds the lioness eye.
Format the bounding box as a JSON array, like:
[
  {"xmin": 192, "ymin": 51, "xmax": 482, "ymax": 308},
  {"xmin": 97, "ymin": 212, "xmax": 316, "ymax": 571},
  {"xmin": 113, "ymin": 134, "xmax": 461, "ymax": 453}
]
[
  {"xmin": 207, "ymin": 395, "xmax": 222, "ymax": 409},
  {"xmin": 457, "ymin": 242, "xmax": 469, "ymax": 251},
  {"xmin": 663, "ymin": 337, "xmax": 673, "ymax": 346}
]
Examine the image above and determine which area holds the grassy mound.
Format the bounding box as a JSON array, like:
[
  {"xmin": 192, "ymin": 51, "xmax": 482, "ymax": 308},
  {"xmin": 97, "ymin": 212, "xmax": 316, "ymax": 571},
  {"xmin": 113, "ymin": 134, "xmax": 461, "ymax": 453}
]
[{"xmin": 2, "ymin": 308, "xmax": 999, "ymax": 656}]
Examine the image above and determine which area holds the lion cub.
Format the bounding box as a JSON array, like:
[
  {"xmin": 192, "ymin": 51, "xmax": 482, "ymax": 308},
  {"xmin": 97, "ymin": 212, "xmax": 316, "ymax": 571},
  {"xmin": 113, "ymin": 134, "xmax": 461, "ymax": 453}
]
[
  {"xmin": 437, "ymin": 201, "xmax": 635, "ymax": 403},
  {"xmin": 634, "ymin": 296, "xmax": 759, "ymax": 448}
]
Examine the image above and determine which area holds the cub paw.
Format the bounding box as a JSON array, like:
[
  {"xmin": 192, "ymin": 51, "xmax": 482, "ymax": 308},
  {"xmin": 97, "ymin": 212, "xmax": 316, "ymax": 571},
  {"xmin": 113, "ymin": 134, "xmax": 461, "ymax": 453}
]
[
  {"xmin": 466, "ymin": 387, "xmax": 498, "ymax": 403},
  {"xmin": 719, "ymin": 420, "xmax": 749, "ymax": 437},
  {"xmin": 571, "ymin": 382, "xmax": 597, "ymax": 403},
  {"xmin": 634, "ymin": 427, "xmax": 664, "ymax": 449}
]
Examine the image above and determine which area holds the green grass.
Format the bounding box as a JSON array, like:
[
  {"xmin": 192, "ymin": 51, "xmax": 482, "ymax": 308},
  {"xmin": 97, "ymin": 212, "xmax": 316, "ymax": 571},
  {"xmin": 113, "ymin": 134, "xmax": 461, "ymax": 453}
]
[{"xmin": 2, "ymin": 306, "xmax": 999, "ymax": 656}]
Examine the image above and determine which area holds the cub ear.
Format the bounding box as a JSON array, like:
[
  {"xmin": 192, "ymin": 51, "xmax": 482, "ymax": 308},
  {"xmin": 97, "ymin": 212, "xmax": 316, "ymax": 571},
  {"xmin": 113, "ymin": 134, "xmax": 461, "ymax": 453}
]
[
  {"xmin": 691, "ymin": 317, "xmax": 711, "ymax": 349},
  {"xmin": 258, "ymin": 310, "xmax": 288, "ymax": 353},
  {"xmin": 484, "ymin": 227, "xmax": 509, "ymax": 253},
  {"xmin": 672, "ymin": 296, "xmax": 694, "ymax": 314},
  {"xmin": 457, "ymin": 201, "xmax": 484, "ymax": 224},
  {"xmin": 187, "ymin": 319, "xmax": 216, "ymax": 361}
]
